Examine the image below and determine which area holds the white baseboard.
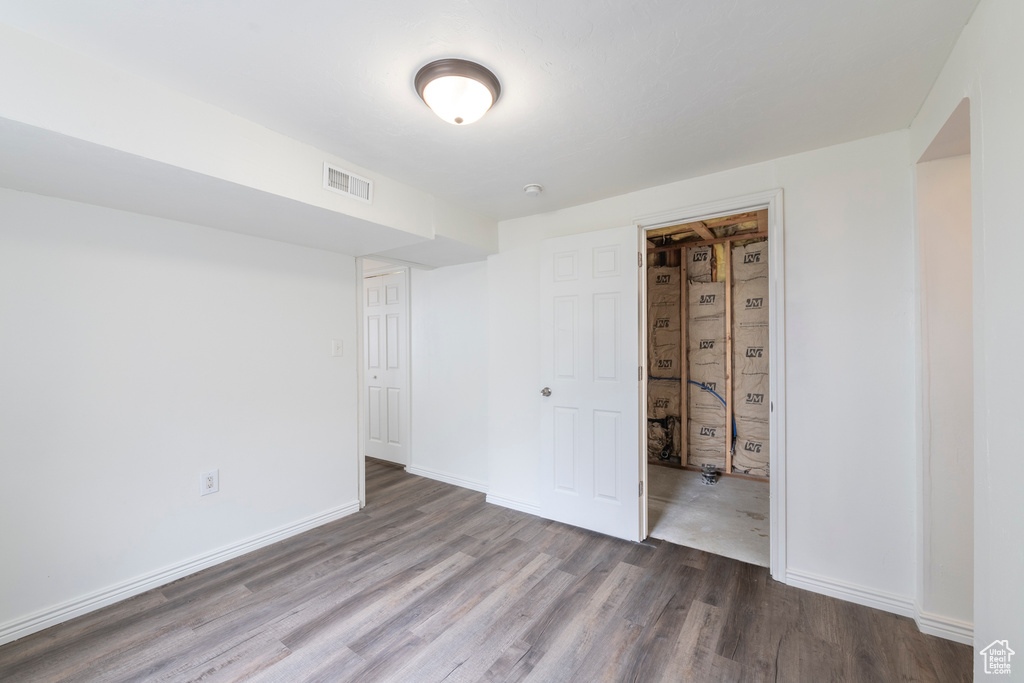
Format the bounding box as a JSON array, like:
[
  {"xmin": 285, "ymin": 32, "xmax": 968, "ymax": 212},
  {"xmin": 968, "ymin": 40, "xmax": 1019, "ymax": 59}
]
[
  {"xmin": 914, "ymin": 605, "xmax": 974, "ymax": 645},
  {"xmin": 485, "ymin": 493, "xmax": 541, "ymax": 516},
  {"xmin": 786, "ymin": 569, "xmax": 974, "ymax": 644},
  {"xmin": 785, "ymin": 568, "xmax": 916, "ymax": 619},
  {"xmin": 0, "ymin": 500, "xmax": 360, "ymax": 647},
  {"xmin": 406, "ymin": 465, "xmax": 488, "ymax": 494}
]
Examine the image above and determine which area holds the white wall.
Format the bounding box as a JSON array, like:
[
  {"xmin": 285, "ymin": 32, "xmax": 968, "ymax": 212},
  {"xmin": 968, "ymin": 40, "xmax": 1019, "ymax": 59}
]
[
  {"xmin": 778, "ymin": 133, "xmax": 917, "ymax": 602},
  {"xmin": 490, "ymin": 130, "xmax": 919, "ymax": 606},
  {"xmin": 916, "ymin": 155, "xmax": 973, "ymax": 634},
  {"xmin": 910, "ymin": 0, "xmax": 1024, "ymax": 666},
  {"xmin": 408, "ymin": 262, "xmax": 489, "ymax": 492},
  {"xmin": 0, "ymin": 189, "xmax": 359, "ymax": 643}
]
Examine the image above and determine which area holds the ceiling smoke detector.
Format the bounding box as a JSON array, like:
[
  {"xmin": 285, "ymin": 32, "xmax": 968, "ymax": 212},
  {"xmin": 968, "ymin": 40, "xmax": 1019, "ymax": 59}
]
[{"xmin": 523, "ymin": 183, "xmax": 543, "ymax": 197}]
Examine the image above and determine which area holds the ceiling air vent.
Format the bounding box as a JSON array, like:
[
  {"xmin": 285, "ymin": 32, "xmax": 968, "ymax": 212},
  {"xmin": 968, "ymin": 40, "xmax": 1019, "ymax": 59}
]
[{"xmin": 323, "ymin": 163, "xmax": 373, "ymax": 204}]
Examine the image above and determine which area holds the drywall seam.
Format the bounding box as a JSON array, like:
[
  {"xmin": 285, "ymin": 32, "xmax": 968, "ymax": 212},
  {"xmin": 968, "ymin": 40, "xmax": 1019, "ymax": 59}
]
[
  {"xmin": 405, "ymin": 466, "xmax": 488, "ymax": 494},
  {"xmin": 0, "ymin": 500, "xmax": 360, "ymax": 647},
  {"xmin": 485, "ymin": 494, "xmax": 542, "ymax": 516},
  {"xmin": 785, "ymin": 568, "xmax": 915, "ymax": 619}
]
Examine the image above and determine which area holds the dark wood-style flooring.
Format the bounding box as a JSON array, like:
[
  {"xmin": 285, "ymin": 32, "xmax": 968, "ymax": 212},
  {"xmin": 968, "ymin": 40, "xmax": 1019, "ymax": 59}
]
[{"xmin": 0, "ymin": 458, "xmax": 971, "ymax": 682}]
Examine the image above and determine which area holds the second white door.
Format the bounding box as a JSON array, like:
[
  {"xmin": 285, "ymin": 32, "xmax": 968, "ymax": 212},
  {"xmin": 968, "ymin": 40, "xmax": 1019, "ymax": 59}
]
[{"xmin": 364, "ymin": 270, "xmax": 409, "ymax": 466}]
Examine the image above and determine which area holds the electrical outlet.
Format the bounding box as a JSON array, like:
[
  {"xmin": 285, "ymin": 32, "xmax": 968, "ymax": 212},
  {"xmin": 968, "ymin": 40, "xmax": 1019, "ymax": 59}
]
[
  {"xmin": 331, "ymin": 339, "xmax": 344, "ymax": 357},
  {"xmin": 200, "ymin": 470, "xmax": 219, "ymax": 496}
]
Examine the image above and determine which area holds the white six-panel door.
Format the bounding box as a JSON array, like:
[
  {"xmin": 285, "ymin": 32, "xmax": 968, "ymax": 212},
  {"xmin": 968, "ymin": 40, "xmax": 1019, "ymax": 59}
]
[
  {"xmin": 540, "ymin": 225, "xmax": 641, "ymax": 541},
  {"xmin": 364, "ymin": 271, "xmax": 409, "ymax": 466}
]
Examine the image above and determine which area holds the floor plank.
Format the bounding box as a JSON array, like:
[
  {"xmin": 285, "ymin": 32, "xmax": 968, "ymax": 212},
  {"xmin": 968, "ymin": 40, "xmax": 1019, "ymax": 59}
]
[{"xmin": 0, "ymin": 458, "xmax": 972, "ymax": 682}]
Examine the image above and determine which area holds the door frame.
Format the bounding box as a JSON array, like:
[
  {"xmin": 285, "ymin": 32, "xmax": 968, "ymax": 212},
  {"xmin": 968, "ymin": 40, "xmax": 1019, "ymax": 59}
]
[
  {"xmin": 634, "ymin": 188, "xmax": 787, "ymax": 581},
  {"xmin": 356, "ymin": 259, "xmax": 413, "ymax": 508}
]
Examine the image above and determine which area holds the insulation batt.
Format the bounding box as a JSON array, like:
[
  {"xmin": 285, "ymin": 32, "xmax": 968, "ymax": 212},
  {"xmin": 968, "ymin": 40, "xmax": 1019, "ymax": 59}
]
[
  {"xmin": 687, "ymin": 245, "xmax": 713, "ymax": 282},
  {"xmin": 688, "ymin": 360, "xmax": 724, "ymax": 389},
  {"xmin": 647, "ymin": 266, "xmax": 681, "ymax": 305},
  {"xmin": 733, "ymin": 374, "xmax": 768, "ymax": 422},
  {"xmin": 688, "ymin": 445, "xmax": 724, "ymax": 469},
  {"xmin": 733, "ymin": 279, "xmax": 768, "ymax": 327},
  {"xmin": 733, "ymin": 436, "xmax": 769, "ymax": 477},
  {"xmin": 735, "ymin": 417, "xmax": 769, "ymax": 442},
  {"xmin": 688, "ymin": 316, "xmax": 725, "ymax": 371},
  {"xmin": 688, "ymin": 363, "xmax": 727, "ymax": 463},
  {"xmin": 647, "ymin": 266, "xmax": 681, "ymax": 379},
  {"xmin": 732, "ymin": 325, "xmax": 768, "ymax": 380},
  {"xmin": 647, "ymin": 266, "xmax": 683, "ymax": 460},
  {"xmin": 647, "ymin": 418, "xmax": 682, "ymax": 462},
  {"xmin": 688, "ymin": 281, "xmax": 726, "ymax": 319},
  {"xmin": 647, "ymin": 379, "xmax": 681, "ymax": 419},
  {"xmin": 731, "ymin": 241, "xmax": 768, "ymax": 282},
  {"xmin": 649, "ymin": 342, "xmax": 681, "ymax": 377},
  {"xmin": 649, "ymin": 303, "xmax": 682, "ymax": 333},
  {"xmin": 731, "ymin": 240, "xmax": 770, "ymax": 475},
  {"xmin": 688, "ymin": 420, "xmax": 727, "ymax": 467},
  {"xmin": 686, "ymin": 278, "xmax": 726, "ymax": 468},
  {"xmin": 647, "ymin": 422, "xmax": 670, "ymax": 461},
  {"xmin": 688, "ymin": 384, "xmax": 725, "ymax": 424},
  {"xmin": 649, "ymin": 302, "xmax": 682, "ymax": 376},
  {"xmin": 689, "ymin": 417, "xmax": 725, "ymax": 444}
]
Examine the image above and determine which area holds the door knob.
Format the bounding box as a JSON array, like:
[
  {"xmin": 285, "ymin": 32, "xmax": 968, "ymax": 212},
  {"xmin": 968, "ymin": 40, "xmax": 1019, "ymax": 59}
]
[{"xmin": 541, "ymin": 387, "xmax": 551, "ymax": 397}]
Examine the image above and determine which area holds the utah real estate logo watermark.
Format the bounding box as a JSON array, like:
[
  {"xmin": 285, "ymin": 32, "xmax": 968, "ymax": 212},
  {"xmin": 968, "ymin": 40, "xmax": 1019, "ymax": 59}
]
[{"xmin": 979, "ymin": 640, "xmax": 1015, "ymax": 675}]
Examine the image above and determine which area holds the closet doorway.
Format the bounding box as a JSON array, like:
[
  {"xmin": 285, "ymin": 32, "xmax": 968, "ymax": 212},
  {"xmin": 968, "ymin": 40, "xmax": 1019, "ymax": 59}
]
[{"xmin": 638, "ymin": 192, "xmax": 785, "ymax": 575}]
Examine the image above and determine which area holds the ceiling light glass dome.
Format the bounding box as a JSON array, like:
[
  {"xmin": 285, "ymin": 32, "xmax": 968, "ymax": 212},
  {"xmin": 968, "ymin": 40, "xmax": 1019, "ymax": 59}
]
[{"xmin": 415, "ymin": 59, "xmax": 501, "ymax": 125}]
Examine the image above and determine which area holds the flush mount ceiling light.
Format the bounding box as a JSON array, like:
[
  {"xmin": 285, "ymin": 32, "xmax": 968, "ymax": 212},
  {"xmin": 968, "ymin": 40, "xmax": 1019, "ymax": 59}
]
[{"xmin": 415, "ymin": 59, "xmax": 501, "ymax": 125}]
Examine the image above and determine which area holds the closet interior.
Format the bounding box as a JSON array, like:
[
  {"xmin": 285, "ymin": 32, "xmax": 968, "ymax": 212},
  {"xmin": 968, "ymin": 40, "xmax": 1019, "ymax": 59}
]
[
  {"xmin": 644, "ymin": 209, "xmax": 771, "ymax": 566},
  {"xmin": 646, "ymin": 209, "xmax": 770, "ymax": 479}
]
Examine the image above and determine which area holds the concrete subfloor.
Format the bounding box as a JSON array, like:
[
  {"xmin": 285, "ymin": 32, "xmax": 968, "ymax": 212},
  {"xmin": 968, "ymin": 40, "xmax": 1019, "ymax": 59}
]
[{"xmin": 647, "ymin": 465, "xmax": 770, "ymax": 567}]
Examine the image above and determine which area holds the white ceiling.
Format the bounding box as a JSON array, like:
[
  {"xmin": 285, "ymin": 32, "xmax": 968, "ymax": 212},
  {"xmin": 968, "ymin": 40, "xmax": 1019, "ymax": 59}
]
[{"xmin": 0, "ymin": 0, "xmax": 978, "ymax": 221}]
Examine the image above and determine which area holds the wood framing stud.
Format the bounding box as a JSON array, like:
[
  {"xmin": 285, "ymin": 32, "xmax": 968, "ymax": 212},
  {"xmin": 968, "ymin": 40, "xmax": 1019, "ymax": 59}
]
[
  {"xmin": 692, "ymin": 222, "xmax": 715, "ymax": 241},
  {"xmin": 680, "ymin": 247, "xmax": 689, "ymax": 467},
  {"xmin": 646, "ymin": 211, "xmax": 760, "ymax": 241},
  {"xmin": 702, "ymin": 211, "xmax": 759, "ymax": 229},
  {"xmin": 757, "ymin": 209, "xmax": 769, "ymax": 233},
  {"xmin": 647, "ymin": 230, "xmax": 768, "ymax": 254},
  {"xmin": 724, "ymin": 243, "xmax": 734, "ymax": 474}
]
